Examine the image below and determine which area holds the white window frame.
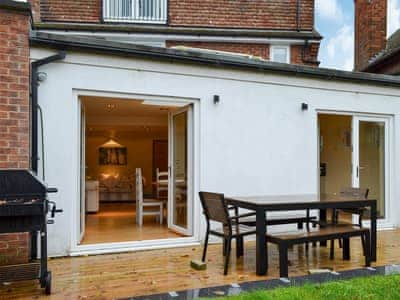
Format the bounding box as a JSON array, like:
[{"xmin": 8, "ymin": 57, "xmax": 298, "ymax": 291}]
[{"xmin": 270, "ymin": 45, "xmax": 291, "ymax": 64}]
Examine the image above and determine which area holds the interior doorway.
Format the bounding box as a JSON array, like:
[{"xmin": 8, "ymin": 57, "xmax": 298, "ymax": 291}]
[
  {"xmin": 78, "ymin": 96, "xmax": 193, "ymax": 245},
  {"xmin": 318, "ymin": 113, "xmax": 389, "ymax": 222}
]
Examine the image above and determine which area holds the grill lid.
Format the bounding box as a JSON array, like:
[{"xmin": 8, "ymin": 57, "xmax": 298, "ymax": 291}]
[{"xmin": 0, "ymin": 170, "xmax": 49, "ymax": 201}]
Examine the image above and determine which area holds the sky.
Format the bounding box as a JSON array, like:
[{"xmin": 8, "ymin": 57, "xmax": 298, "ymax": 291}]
[{"xmin": 315, "ymin": 0, "xmax": 400, "ymax": 71}]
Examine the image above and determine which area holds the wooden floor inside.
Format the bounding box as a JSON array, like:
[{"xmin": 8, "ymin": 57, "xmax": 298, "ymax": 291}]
[
  {"xmin": 82, "ymin": 203, "xmax": 182, "ymax": 244},
  {"xmin": 1, "ymin": 229, "xmax": 399, "ymax": 299}
]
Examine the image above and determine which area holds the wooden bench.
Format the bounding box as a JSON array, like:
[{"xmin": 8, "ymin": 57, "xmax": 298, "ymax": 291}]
[{"xmin": 266, "ymin": 225, "xmax": 371, "ymax": 278}]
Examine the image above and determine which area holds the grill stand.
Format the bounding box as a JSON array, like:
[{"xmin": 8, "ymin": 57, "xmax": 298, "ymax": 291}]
[{"xmin": 0, "ymin": 170, "xmax": 61, "ymax": 295}]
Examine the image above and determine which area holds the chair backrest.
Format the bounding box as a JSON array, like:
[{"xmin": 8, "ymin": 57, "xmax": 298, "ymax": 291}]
[
  {"xmin": 136, "ymin": 168, "xmax": 144, "ymax": 206},
  {"xmin": 340, "ymin": 187, "xmax": 369, "ymax": 199},
  {"xmin": 156, "ymin": 168, "xmax": 168, "ymax": 182},
  {"xmin": 198, "ymin": 191, "xmax": 230, "ymax": 226}
]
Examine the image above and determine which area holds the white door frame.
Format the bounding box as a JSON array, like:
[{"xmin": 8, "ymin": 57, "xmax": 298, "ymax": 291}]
[
  {"xmin": 168, "ymin": 105, "xmax": 194, "ymax": 236},
  {"xmin": 71, "ymin": 90, "xmax": 201, "ymax": 256},
  {"xmin": 317, "ymin": 110, "xmax": 394, "ymax": 229}
]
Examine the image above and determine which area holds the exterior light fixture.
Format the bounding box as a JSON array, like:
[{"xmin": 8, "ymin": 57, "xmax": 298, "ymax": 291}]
[
  {"xmin": 301, "ymin": 102, "xmax": 309, "ymax": 111},
  {"xmin": 213, "ymin": 95, "xmax": 220, "ymax": 104}
]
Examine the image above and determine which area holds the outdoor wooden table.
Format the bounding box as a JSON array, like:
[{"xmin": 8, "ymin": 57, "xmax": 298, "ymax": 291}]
[{"xmin": 225, "ymin": 194, "xmax": 377, "ymax": 276}]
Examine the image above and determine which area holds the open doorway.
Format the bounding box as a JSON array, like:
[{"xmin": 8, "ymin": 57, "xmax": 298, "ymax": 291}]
[
  {"xmin": 79, "ymin": 96, "xmax": 193, "ymax": 245},
  {"xmin": 318, "ymin": 113, "xmax": 388, "ymax": 222}
]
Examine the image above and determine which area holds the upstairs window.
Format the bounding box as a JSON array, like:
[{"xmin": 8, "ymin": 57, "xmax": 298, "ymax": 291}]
[
  {"xmin": 103, "ymin": 0, "xmax": 167, "ymax": 24},
  {"xmin": 270, "ymin": 45, "xmax": 290, "ymax": 64}
]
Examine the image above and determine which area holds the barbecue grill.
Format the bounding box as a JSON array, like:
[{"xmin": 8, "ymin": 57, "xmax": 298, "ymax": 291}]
[{"xmin": 0, "ymin": 170, "xmax": 62, "ymax": 294}]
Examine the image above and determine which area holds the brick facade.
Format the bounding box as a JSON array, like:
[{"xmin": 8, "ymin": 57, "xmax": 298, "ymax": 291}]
[
  {"xmin": 40, "ymin": 0, "xmax": 101, "ymax": 23},
  {"xmin": 291, "ymin": 43, "xmax": 320, "ymax": 66},
  {"xmin": 0, "ymin": 2, "xmax": 32, "ymax": 266},
  {"xmin": 167, "ymin": 41, "xmax": 320, "ymax": 66},
  {"xmin": 354, "ymin": 0, "xmax": 387, "ymax": 71},
  {"xmin": 35, "ymin": 0, "xmax": 314, "ymax": 31},
  {"xmin": 168, "ymin": 0, "xmax": 314, "ymax": 30}
]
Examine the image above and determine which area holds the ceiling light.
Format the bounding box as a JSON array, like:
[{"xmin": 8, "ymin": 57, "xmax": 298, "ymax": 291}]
[{"xmin": 99, "ymin": 138, "xmax": 124, "ymax": 148}]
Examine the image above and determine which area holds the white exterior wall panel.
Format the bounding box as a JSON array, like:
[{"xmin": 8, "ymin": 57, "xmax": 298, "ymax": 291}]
[{"xmin": 31, "ymin": 48, "xmax": 400, "ymax": 257}]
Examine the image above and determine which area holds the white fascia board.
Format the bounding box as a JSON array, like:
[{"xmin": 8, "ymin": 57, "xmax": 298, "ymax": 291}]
[{"xmin": 38, "ymin": 30, "xmax": 321, "ymax": 45}]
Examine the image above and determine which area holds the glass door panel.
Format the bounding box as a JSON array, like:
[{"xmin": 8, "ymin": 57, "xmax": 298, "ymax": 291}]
[
  {"xmin": 359, "ymin": 120, "xmax": 386, "ymax": 218},
  {"xmin": 173, "ymin": 111, "xmax": 187, "ymax": 228},
  {"xmin": 168, "ymin": 106, "xmax": 192, "ymax": 235},
  {"xmin": 353, "ymin": 117, "xmax": 387, "ymax": 220}
]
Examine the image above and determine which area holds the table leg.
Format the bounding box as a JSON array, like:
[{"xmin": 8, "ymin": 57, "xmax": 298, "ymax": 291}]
[
  {"xmin": 256, "ymin": 208, "xmax": 267, "ymax": 276},
  {"xmin": 370, "ymin": 202, "xmax": 377, "ymax": 261},
  {"xmin": 319, "ymin": 209, "xmax": 327, "ymax": 247}
]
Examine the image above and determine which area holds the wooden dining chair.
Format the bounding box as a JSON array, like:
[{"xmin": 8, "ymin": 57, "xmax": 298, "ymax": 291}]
[
  {"xmin": 198, "ymin": 191, "xmax": 256, "ymax": 275},
  {"xmin": 156, "ymin": 168, "xmax": 169, "ymax": 201},
  {"xmin": 336, "ymin": 187, "xmax": 370, "ymax": 226},
  {"xmin": 330, "ymin": 187, "xmax": 369, "ymax": 257},
  {"xmin": 136, "ymin": 168, "xmax": 164, "ymax": 226}
]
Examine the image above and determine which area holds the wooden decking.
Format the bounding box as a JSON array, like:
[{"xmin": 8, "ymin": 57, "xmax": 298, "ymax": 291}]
[{"xmin": 1, "ymin": 229, "xmax": 399, "ymax": 299}]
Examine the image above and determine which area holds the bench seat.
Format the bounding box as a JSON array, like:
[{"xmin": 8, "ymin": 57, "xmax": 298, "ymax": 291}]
[{"xmin": 266, "ymin": 225, "xmax": 371, "ymax": 278}]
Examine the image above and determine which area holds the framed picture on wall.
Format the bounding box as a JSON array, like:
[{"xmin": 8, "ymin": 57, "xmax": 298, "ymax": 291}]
[{"xmin": 99, "ymin": 147, "xmax": 127, "ymax": 165}]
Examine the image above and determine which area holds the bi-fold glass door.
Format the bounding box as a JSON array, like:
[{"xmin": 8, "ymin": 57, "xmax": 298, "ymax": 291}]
[
  {"xmin": 352, "ymin": 116, "xmax": 389, "ymax": 220},
  {"xmin": 318, "ymin": 113, "xmax": 390, "ymax": 224},
  {"xmin": 168, "ymin": 106, "xmax": 193, "ymax": 236}
]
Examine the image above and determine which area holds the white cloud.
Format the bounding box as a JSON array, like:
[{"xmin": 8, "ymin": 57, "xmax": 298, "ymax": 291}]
[
  {"xmin": 324, "ymin": 25, "xmax": 354, "ymax": 70},
  {"xmin": 315, "ymin": 0, "xmax": 344, "ymax": 21},
  {"xmin": 388, "ymin": 0, "xmax": 400, "ymax": 37}
]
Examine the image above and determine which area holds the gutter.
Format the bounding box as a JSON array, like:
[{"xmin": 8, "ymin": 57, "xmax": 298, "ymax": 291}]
[
  {"xmin": 29, "ymin": 32, "xmax": 400, "ymax": 88},
  {"xmin": 31, "ymin": 52, "xmax": 66, "ymax": 174}
]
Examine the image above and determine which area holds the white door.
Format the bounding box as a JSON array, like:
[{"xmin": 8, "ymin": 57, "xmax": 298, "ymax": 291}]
[
  {"xmin": 352, "ymin": 116, "xmax": 389, "ymax": 222},
  {"xmin": 79, "ymin": 102, "xmax": 86, "ymax": 243},
  {"xmin": 168, "ymin": 106, "xmax": 193, "ymax": 236}
]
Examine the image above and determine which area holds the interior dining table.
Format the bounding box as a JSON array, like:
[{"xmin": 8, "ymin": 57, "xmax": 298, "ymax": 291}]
[{"xmin": 225, "ymin": 194, "xmax": 377, "ymax": 276}]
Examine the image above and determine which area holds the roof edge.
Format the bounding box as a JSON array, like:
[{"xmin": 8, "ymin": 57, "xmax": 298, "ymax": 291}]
[
  {"xmin": 29, "ymin": 31, "xmax": 400, "ymax": 89},
  {"xmin": 0, "ymin": 0, "xmax": 31, "ymax": 13},
  {"xmin": 33, "ymin": 22, "xmax": 323, "ymax": 40}
]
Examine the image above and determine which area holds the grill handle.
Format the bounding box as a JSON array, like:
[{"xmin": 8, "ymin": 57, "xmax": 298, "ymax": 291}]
[
  {"xmin": 47, "ymin": 187, "xmax": 58, "ymax": 193},
  {"xmin": 48, "ymin": 201, "xmax": 63, "ymax": 219}
]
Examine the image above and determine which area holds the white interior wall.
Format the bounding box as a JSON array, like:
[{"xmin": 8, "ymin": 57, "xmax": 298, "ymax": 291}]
[{"xmin": 32, "ymin": 47, "xmax": 400, "ymax": 257}]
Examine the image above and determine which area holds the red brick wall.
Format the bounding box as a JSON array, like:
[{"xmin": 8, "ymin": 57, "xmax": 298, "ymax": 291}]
[
  {"xmin": 291, "ymin": 43, "xmax": 320, "ymax": 66},
  {"xmin": 40, "ymin": 0, "xmax": 101, "ymax": 23},
  {"xmin": 168, "ymin": 0, "xmax": 314, "ymax": 30},
  {"xmin": 0, "ymin": 233, "xmax": 29, "ymax": 265},
  {"xmin": 354, "ymin": 0, "xmax": 387, "ymax": 71},
  {"xmin": 167, "ymin": 41, "xmax": 320, "ymax": 66},
  {"xmin": 166, "ymin": 41, "xmax": 270, "ymax": 59},
  {"xmin": 0, "ymin": 4, "xmax": 32, "ymax": 266},
  {"xmin": 29, "ymin": 0, "xmax": 41, "ymax": 22},
  {"xmin": 0, "ymin": 8, "xmax": 30, "ymax": 169},
  {"xmin": 37, "ymin": 0, "xmax": 315, "ymax": 31}
]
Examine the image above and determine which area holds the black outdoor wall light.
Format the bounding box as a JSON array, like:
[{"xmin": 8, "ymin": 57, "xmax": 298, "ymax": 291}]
[
  {"xmin": 213, "ymin": 95, "xmax": 220, "ymax": 104},
  {"xmin": 301, "ymin": 102, "xmax": 309, "ymax": 111}
]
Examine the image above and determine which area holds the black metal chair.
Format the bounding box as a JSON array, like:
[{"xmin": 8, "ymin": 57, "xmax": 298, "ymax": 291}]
[{"xmin": 199, "ymin": 191, "xmax": 256, "ymax": 275}]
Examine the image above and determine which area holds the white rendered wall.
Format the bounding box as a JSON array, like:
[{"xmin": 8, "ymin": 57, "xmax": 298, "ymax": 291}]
[{"xmin": 31, "ymin": 47, "xmax": 400, "ymax": 257}]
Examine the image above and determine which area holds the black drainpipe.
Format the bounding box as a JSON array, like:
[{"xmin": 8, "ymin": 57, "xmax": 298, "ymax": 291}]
[{"xmin": 31, "ymin": 51, "xmax": 66, "ymax": 173}]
